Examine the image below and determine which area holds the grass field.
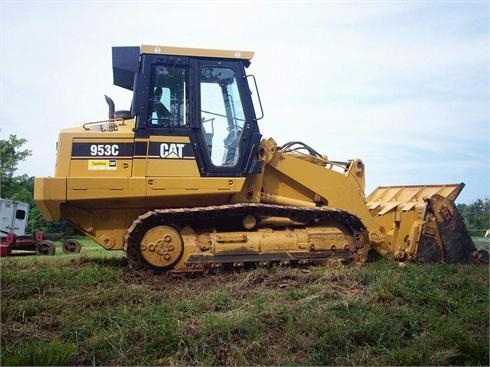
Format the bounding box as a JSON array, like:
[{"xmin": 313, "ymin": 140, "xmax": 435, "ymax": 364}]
[{"xmin": 1, "ymin": 237, "xmax": 489, "ymax": 366}]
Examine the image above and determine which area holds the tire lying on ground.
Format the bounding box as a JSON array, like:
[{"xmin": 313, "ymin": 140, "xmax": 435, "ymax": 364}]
[{"xmin": 62, "ymin": 239, "xmax": 82, "ymax": 254}]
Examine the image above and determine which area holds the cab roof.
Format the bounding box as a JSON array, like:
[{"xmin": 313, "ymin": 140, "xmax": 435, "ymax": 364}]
[{"xmin": 140, "ymin": 44, "xmax": 254, "ymax": 60}]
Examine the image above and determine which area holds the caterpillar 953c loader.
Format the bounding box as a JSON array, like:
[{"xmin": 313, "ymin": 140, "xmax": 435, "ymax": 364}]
[{"xmin": 34, "ymin": 45, "xmax": 487, "ymax": 274}]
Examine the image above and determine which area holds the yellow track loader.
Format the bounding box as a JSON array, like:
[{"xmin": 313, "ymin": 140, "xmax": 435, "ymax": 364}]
[{"xmin": 34, "ymin": 45, "xmax": 488, "ymax": 274}]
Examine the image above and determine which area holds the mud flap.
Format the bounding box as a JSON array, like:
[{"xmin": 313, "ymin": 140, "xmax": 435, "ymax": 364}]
[{"xmin": 419, "ymin": 194, "xmax": 487, "ymax": 264}]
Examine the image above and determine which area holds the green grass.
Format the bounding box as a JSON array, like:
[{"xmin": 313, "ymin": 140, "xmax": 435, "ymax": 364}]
[{"xmin": 1, "ymin": 238, "xmax": 489, "ymax": 366}]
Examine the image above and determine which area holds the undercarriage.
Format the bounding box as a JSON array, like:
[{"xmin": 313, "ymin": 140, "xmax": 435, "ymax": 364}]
[{"xmin": 125, "ymin": 203, "xmax": 370, "ymax": 275}]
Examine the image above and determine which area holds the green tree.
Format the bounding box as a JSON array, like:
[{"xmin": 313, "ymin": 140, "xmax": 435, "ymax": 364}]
[
  {"xmin": 0, "ymin": 135, "xmax": 31, "ymax": 176},
  {"xmin": 1, "ymin": 134, "xmax": 32, "ymax": 200},
  {"xmin": 457, "ymin": 198, "xmax": 490, "ymax": 237}
]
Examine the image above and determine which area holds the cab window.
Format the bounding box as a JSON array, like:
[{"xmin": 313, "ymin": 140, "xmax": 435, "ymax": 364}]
[
  {"xmin": 149, "ymin": 65, "xmax": 188, "ymax": 127},
  {"xmin": 200, "ymin": 67, "xmax": 245, "ymax": 166}
]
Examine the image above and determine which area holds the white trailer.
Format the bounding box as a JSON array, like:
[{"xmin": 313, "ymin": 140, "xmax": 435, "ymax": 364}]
[{"xmin": 0, "ymin": 199, "xmax": 30, "ymax": 236}]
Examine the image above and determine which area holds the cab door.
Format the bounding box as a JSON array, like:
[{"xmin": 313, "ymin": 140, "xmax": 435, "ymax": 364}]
[{"xmin": 193, "ymin": 59, "xmax": 262, "ymax": 177}]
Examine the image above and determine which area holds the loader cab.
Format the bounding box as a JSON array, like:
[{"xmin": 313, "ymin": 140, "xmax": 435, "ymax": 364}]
[{"xmin": 114, "ymin": 45, "xmax": 262, "ymax": 177}]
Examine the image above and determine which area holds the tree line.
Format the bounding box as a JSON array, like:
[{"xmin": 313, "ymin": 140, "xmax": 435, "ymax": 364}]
[
  {"xmin": 457, "ymin": 200, "xmax": 490, "ymax": 237},
  {"xmin": 1, "ymin": 134, "xmax": 489, "ymax": 236}
]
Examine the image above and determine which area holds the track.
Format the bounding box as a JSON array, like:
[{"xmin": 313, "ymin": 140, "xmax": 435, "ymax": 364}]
[{"xmin": 125, "ymin": 203, "xmax": 370, "ymax": 275}]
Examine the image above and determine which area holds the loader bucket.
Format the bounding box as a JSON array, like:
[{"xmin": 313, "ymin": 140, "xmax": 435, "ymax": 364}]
[{"xmin": 366, "ymin": 183, "xmax": 488, "ymax": 264}]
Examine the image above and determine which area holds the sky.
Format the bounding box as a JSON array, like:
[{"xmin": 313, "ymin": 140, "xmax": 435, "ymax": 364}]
[{"xmin": 0, "ymin": 0, "xmax": 489, "ymax": 204}]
